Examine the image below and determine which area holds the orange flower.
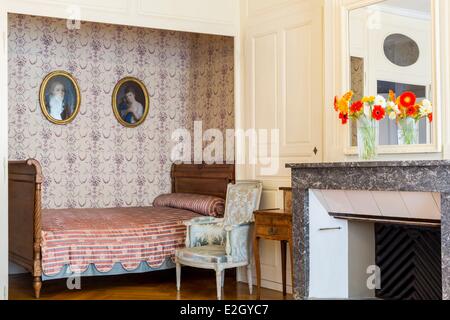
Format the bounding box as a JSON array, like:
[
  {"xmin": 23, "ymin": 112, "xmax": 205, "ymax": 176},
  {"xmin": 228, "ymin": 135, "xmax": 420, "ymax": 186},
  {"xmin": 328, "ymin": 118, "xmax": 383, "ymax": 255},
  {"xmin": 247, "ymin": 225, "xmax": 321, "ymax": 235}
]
[
  {"xmin": 339, "ymin": 112, "xmax": 348, "ymax": 125},
  {"xmin": 399, "ymin": 92, "xmax": 416, "ymax": 108},
  {"xmin": 334, "ymin": 96, "xmax": 338, "ymax": 111},
  {"xmin": 428, "ymin": 113, "xmax": 433, "ymax": 122},
  {"xmin": 389, "ymin": 90, "xmax": 396, "ymax": 102},
  {"xmin": 406, "ymin": 105, "xmax": 418, "ymax": 117},
  {"xmin": 350, "ymin": 101, "xmax": 363, "ymax": 114},
  {"xmin": 372, "ymin": 105, "xmax": 385, "ymax": 121},
  {"xmin": 335, "ymin": 91, "xmax": 353, "ymax": 114},
  {"xmin": 342, "ymin": 91, "xmax": 354, "ymax": 102}
]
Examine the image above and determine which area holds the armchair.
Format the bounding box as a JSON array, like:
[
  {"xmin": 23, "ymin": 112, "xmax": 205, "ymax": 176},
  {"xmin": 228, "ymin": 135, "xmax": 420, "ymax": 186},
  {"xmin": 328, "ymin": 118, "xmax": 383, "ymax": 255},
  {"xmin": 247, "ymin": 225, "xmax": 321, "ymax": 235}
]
[{"xmin": 175, "ymin": 181, "xmax": 263, "ymax": 299}]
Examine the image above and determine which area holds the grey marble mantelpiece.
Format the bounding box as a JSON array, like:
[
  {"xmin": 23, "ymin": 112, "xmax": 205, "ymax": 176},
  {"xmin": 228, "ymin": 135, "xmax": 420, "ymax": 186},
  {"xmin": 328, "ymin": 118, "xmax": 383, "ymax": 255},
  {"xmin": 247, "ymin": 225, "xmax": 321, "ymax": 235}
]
[{"xmin": 286, "ymin": 160, "xmax": 450, "ymax": 300}]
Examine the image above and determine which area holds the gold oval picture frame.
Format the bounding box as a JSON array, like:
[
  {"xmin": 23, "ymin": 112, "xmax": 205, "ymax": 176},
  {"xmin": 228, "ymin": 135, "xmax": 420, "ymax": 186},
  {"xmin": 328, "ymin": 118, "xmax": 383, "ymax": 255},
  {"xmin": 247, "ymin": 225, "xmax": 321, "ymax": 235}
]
[
  {"xmin": 112, "ymin": 77, "xmax": 149, "ymax": 128},
  {"xmin": 39, "ymin": 70, "xmax": 81, "ymax": 125}
]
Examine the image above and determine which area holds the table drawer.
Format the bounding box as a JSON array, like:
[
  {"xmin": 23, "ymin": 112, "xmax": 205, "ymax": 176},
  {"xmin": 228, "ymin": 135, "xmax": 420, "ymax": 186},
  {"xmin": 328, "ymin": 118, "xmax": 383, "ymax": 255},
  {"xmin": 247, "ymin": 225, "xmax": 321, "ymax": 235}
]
[
  {"xmin": 256, "ymin": 225, "xmax": 290, "ymax": 238},
  {"xmin": 255, "ymin": 215, "xmax": 291, "ymax": 227}
]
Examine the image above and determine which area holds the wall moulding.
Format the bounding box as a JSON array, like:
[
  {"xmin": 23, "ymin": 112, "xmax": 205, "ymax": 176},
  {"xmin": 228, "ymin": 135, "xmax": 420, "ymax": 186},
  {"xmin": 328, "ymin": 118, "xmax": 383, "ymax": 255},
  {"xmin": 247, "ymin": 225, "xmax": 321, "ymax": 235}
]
[{"xmin": 2, "ymin": 0, "xmax": 239, "ymax": 36}]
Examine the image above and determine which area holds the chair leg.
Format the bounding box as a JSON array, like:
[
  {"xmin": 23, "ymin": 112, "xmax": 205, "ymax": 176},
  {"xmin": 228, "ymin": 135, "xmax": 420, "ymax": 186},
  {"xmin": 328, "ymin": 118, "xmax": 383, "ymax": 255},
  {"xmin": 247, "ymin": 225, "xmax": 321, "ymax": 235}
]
[
  {"xmin": 215, "ymin": 269, "xmax": 223, "ymax": 300},
  {"xmin": 176, "ymin": 262, "xmax": 181, "ymax": 291},
  {"xmin": 247, "ymin": 265, "xmax": 253, "ymax": 295},
  {"xmin": 221, "ymin": 270, "xmax": 225, "ymax": 288}
]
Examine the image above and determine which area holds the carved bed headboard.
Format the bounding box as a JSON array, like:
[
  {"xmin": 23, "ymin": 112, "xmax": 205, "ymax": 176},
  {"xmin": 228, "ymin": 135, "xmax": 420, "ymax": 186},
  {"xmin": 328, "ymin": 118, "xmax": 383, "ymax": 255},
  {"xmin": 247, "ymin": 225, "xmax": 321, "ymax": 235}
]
[{"xmin": 171, "ymin": 163, "xmax": 235, "ymax": 199}]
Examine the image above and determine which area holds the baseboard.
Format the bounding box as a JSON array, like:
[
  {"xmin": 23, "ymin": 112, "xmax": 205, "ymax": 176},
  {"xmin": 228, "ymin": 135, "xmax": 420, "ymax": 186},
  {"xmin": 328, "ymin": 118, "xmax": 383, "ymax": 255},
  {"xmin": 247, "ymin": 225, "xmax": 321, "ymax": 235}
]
[
  {"xmin": 8, "ymin": 262, "xmax": 28, "ymax": 275},
  {"xmin": 236, "ymin": 267, "xmax": 293, "ymax": 294}
]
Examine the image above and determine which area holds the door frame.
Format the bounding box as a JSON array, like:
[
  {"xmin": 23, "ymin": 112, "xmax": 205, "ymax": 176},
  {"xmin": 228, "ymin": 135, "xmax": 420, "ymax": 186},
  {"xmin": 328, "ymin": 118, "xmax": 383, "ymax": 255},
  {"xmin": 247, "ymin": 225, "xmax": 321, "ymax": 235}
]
[{"xmin": 0, "ymin": 2, "xmax": 8, "ymax": 301}]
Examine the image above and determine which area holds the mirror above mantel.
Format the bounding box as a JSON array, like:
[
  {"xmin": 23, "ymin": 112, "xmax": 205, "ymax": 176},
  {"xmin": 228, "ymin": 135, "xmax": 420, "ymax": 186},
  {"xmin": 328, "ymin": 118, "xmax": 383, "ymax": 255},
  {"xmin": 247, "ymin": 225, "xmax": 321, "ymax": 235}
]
[{"xmin": 344, "ymin": 0, "xmax": 442, "ymax": 155}]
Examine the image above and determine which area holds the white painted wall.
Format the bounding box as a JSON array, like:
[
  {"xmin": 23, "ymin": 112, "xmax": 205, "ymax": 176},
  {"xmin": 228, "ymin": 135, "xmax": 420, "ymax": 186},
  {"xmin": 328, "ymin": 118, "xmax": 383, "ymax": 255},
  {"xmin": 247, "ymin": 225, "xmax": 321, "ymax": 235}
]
[
  {"xmin": 309, "ymin": 190, "xmax": 376, "ymax": 299},
  {"xmin": 309, "ymin": 191, "xmax": 349, "ymax": 298}
]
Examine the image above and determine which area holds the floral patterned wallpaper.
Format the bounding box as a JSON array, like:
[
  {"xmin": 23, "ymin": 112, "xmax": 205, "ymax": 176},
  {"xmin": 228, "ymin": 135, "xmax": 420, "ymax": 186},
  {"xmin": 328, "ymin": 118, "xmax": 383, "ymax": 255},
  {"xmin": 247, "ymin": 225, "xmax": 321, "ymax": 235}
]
[{"xmin": 8, "ymin": 14, "xmax": 234, "ymax": 209}]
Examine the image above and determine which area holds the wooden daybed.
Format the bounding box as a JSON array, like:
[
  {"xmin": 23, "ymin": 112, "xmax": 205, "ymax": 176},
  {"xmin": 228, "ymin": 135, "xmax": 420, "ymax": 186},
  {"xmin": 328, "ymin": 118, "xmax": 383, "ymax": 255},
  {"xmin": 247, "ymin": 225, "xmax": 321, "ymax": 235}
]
[{"xmin": 8, "ymin": 159, "xmax": 235, "ymax": 298}]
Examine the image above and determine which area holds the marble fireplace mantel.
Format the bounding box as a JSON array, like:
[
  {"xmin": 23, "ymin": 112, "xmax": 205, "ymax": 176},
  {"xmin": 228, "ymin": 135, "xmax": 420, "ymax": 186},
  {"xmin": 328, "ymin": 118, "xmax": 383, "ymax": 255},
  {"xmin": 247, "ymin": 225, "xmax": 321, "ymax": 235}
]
[{"xmin": 286, "ymin": 160, "xmax": 450, "ymax": 300}]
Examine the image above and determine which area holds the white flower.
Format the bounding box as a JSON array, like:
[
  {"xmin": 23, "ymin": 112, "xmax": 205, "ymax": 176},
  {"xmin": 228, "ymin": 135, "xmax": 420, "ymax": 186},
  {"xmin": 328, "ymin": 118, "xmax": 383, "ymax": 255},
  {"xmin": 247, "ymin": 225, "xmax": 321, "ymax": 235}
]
[
  {"xmin": 420, "ymin": 99, "xmax": 432, "ymax": 116},
  {"xmin": 389, "ymin": 111, "xmax": 397, "ymax": 120},
  {"xmin": 364, "ymin": 103, "xmax": 371, "ymax": 117},
  {"xmin": 422, "ymin": 99, "xmax": 432, "ymax": 108},
  {"xmin": 387, "ymin": 101, "xmax": 400, "ymax": 114},
  {"xmin": 375, "ymin": 95, "xmax": 387, "ymax": 108},
  {"xmin": 420, "ymin": 105, "xmax": 432, "ymax": 116}
]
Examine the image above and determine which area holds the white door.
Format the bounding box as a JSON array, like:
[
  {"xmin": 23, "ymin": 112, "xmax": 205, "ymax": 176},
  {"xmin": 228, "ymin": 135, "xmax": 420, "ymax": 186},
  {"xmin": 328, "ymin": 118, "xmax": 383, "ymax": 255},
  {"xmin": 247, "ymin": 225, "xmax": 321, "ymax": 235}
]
[{"xmin": 242, "ymin": 0, "xmax": 324, "ymax": 292}]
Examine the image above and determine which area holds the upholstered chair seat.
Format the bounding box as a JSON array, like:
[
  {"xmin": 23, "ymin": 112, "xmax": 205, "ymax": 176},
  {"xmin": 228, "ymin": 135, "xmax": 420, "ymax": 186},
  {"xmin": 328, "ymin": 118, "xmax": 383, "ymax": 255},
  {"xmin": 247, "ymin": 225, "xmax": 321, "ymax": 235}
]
[{"xmin": 175, "ymin": 181, "xmax": 263, "ymax": 300}]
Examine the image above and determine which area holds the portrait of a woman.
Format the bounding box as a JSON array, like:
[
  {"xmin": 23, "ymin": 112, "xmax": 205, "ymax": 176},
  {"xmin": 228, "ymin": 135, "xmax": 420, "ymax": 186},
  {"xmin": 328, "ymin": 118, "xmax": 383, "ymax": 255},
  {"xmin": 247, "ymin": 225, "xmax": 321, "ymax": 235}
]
[{"xmin": 112, "ymin": 77, "xmax": 149, "ymax": 128}]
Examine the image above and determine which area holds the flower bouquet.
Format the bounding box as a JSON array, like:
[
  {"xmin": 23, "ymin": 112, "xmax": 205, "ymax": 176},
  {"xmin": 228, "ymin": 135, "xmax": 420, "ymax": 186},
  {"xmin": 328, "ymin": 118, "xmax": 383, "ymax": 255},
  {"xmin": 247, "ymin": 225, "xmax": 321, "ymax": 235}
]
[
  {"xmin": 385, "ymin": 91, "xmax": 433, "ymax": 145},
  {"xmin": 334, "ymin": 91, "xmax": 386, "ymax": 160}
]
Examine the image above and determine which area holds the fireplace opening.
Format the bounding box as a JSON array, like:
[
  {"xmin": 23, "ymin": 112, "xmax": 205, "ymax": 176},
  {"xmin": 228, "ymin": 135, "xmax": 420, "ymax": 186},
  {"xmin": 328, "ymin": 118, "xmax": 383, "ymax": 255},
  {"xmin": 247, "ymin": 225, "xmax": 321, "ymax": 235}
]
[{"xmin": 375, "ymin": 224, "xmax": 442, "ymax": 300}]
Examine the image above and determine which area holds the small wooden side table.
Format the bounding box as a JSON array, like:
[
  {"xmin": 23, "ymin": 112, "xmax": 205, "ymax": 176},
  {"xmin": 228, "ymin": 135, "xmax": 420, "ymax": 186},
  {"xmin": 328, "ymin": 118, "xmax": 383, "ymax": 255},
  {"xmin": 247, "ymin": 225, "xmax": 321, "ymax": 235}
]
[{"xmin": 253, "ymin": 209, "xmax": 293, "ymax": 298}]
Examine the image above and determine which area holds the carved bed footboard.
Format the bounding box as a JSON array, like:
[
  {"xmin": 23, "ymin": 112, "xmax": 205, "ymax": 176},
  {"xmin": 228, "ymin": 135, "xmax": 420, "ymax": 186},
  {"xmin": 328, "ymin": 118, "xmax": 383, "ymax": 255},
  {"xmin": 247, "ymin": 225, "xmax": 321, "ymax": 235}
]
[{"xmin": 8, "ymin": 159, "xmax": 43, "ymax": 298}]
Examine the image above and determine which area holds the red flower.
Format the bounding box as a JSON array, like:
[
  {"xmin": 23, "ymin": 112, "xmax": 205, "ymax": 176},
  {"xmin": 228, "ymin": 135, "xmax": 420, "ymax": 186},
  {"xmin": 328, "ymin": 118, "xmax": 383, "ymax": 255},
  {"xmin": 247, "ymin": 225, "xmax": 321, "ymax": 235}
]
[
  {"xmin": 339, "ymin": 112, "xmax": 348, "ymax": 125},
  {"xmin": 406, "ymin": 105, "xmax": 417, "ymax": 117},
  {"xmin": 350, "ymin": 101, "xmax": 363, "ymax": 114},
  {"xmin": 372, "ymin": 105, "xmax": 385, "ymax": 121},
  {"xmin": 428, "ymin": 113, "xmax": 433, "ymax": 122},
  {"xmin": 399, "ymin": 92, "xmax": 416, "ymax": 108}
]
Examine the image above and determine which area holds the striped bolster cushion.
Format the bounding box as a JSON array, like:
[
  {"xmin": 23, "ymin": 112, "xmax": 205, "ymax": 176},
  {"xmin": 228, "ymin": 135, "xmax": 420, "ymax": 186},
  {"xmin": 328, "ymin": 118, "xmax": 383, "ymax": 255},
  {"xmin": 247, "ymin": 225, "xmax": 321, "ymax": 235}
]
[{"xmin": 153, "ymin": 193, "xmax": 225, "ymax": 217}]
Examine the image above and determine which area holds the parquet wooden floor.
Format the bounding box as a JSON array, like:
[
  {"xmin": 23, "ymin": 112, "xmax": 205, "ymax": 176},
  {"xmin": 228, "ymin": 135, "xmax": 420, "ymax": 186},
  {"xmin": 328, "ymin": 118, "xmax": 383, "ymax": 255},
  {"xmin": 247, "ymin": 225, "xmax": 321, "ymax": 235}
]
[{"xmin": 9, "ymin": 268, "xmax": 293, "ymax": 300}]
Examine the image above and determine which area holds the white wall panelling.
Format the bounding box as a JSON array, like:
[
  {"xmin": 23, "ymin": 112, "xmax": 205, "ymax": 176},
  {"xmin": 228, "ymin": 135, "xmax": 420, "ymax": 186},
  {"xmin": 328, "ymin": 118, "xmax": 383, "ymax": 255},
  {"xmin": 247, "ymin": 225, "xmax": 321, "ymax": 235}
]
[
  {"xmin": 3, "ymin": 0, "xmax": 239, "ymax": 36},
  {"xmin": 245, "ymin": 0, "xmax": 324, "ymax": 180},
  {"xmin": 239, "ymin": 0, "xmax": 324, "ymax": 292}
]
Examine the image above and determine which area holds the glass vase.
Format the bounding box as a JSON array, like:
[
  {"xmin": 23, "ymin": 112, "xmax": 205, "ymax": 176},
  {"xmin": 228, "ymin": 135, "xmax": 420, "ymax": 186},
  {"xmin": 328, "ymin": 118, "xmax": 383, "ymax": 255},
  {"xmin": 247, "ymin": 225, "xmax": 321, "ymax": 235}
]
[
  {"xmin": 397, "ymin": 118, "xmax": 419, "ymax": 145},
  {"xmin": 357, "ymin": 116, "xmax": 378, "ymax": 161}
]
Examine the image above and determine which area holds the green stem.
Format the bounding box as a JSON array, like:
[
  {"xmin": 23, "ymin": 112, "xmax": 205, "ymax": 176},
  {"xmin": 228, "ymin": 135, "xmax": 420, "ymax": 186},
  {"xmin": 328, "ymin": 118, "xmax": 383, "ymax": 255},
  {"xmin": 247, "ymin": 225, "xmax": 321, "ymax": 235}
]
[
  {"xmin": 399, "ymin": 119, "xmax": 417, "ymax": 145},
  {"xmin": 358, "ymin": 117, "xmax": 377, "ymax": 160}
]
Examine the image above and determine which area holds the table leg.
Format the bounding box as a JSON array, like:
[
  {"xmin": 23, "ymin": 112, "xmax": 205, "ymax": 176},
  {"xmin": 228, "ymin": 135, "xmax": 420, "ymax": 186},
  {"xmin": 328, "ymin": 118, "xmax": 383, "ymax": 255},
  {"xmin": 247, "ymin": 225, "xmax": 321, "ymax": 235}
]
[
  {"xmin": 254, "ymin": 236, "xmax": 261, "ymax": 299},
  {"xmin": 281, "ymin": 240, "xmax": 287, "ymax": 296},
  {"xmin": 289, "ymin": 229, "xmax": 294, "ymax": 295}
]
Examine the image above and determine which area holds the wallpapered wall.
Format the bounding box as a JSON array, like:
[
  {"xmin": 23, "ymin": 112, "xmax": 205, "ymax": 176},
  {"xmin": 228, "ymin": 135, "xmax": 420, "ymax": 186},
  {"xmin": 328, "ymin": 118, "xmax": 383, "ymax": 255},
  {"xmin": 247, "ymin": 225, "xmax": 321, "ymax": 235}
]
[{"xmin": 8, "ymin": 14, "xmax": 234, "ymax": 209}]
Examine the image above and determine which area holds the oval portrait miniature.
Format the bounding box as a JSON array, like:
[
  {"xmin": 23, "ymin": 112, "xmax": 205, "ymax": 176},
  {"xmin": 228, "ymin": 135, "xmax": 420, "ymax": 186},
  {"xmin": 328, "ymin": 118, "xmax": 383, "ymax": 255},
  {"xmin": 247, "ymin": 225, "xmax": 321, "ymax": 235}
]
[
  {"xmin": 112, "ymin": 77, "xmax": 149, "ymax": 128},
  {"xmin": 39, "ymin": 70, "xmax": 81, "ymax": 125}
]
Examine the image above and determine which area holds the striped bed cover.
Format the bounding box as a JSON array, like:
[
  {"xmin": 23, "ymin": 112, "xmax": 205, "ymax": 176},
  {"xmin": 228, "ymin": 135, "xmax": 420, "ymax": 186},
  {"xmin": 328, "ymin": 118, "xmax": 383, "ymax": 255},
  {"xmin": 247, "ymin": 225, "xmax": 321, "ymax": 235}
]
[{"xmin": 41, "ymin": 207, "xmax": 201, "ymax": 278}]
